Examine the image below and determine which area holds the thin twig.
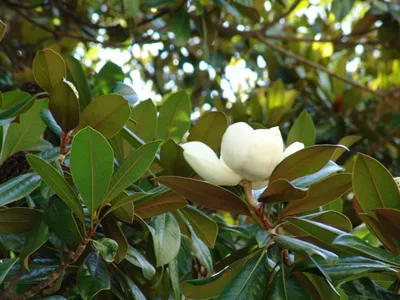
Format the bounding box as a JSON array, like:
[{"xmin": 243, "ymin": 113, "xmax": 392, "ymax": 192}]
[{"xmin": 255, "ymin": 32, "xmax": 384, "ymax": 98}]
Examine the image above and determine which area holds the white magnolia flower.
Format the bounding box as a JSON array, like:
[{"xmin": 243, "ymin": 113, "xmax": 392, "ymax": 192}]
[{"xmin": 182, "ymin": 122, "xmax": 304, "ymax": 189}]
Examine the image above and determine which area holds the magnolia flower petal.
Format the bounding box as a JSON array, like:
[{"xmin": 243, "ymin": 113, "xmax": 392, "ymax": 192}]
[
  {"xmin": 283, "ymin": 142, "xmax": 305, "ymax": 160},
  {"xmin": 182, "ymin": 142, "xmax": 242, "ymax": 186},
  {"xmin": 220, "ymin": 122, "xmax": 257, "ymax": 179},
  {"xmin": 238, "ymin": 127, "xmax": 284, "ymax": 182},
  {"xmin": 252, "ymin": 180, "xmax": 269, "ymax": 190}
]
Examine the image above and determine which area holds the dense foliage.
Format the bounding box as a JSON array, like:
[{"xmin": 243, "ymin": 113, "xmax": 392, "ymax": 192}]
[{"xmin": 0, "ymin": 0, "xmax": 400, "ymax": 299}]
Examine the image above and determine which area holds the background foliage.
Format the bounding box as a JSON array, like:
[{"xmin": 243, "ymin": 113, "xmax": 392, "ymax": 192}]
[{"xmin": 1, "ymin": 0, "xmax": 400, "ymax": 299}]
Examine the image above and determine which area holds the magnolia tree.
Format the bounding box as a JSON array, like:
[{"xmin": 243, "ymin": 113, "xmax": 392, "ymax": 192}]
[{"xmin": 1, "ymin": 1, "xmax": 400, "ymax": 299}]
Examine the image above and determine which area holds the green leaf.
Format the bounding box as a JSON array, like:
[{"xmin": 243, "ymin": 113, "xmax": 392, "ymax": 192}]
[
  {"xmin": 332, "ymin": 57, "xmax": 347, "ymax": 98},
  {"xmin": 266, "ymin": 80, "xmax": 297, "ymax": 126},
  {"xmin": 274, "ymin": 235, "xmax": 338, "ymax": 264},
  {"xmin": 103, "ymin": 140, "xmax": 161, "ymax": 204},
  {"xmin": 287, "ymin": 110, "xmax": 316, "ymax": 147},
  {"xmin": 294, "ymin": 256, "xmax": 396, "ymax": 283},
  {"xmin": 187, "ymin": 111, "xmax": 228, "ymax": 153},
  {"xmin": 291, "ymin": 160, "xmax": 344, "ymax": 188},
  {"xmin": 40, "ymin": 109, "xmax": 62, "ymax": 137},
  {"xmin": 141, "ymin": 0, "xmax": 176, "ymax": 9},
  {"xmin": 92, "ymin": 238, "xmax": 119, "ymax": 263},
  {"xmin": 0, "ymin": 20, "xmax": 5, "ymax": 41},
  {"xmin": 181, "ymin": 255, "xmax": 249, "ymax": 299},
  {"xmin": 331, "ymin": 0, "xmax": 355, "ymax": 22},
  {"xmin": 92, "ymin": 62, "xmax": 124, "ymax": 97},
  {"xmin": 27, "ymin": 154, "xmax": 84, "ymax": 221},
  {"xmin": 102, "ymin": 215, "xmax": 128, "ymax": 264},
  {"xmin": 115, "ymin": 268, "xmax": 146, "ymax": 300},
  {"xmin": 353, "ymin": 153, "xmax": 400, "ymax": 213},
  {"xmin": 156, "ymin": 176, "xmax": 250, "ymax": 215},
  {"xmin": 103, "ymin": 192, "xmax": 142, "ymax": 218},
  {"xmin": 332, "ymin": 234, "xmax": 400, "ymax": 266},
  {"xmin": 135, "ymin": 189, "xmax": 187, "ymax": 219},
  {"xmin": 374, "ymin": 208, "xmax": 400, "ymax": 241},
  {"xmin": 0, "ymin": 208, "xmax": 42, "ymax": 234},
  {"xmin": 169, "ymin": 258, "xmax": 180, "ymax": 300},
  {"xmin": 270, "ymin": 145, "xmax": 348, "ymax": 182},
  {"xmin": 1, "ymin": 99, "xmax": 48, "ymax": 161},
  {"xmin": 182, "ymin": 206, "xmax": 218, "ymax": 248},
  {"xmin": 213, "ymin": 0, "xmax": 242, "ymax": 20},
  {"xmin": 340, "ymin": 277, "xmax": 400, "ymax": 300},
  {"xmin": 301, "ymin": 210, "xmax": 353, "ymax": 232},
  {"xmin": 331, "ymin": 135, "xmax": 361, "ymax": 161},
  {"xmin": 217, "ymin": 253, "xmax": 268, "ymax": 300},
  {"xmin": 0, "ymin": 173, "xmax": 41, "ymax": 206},
  {"xmin": 129, "ymin": 99, "xmax": 157, "ymax": 142},
  {"xmin": 160, "ymin": 139, "xmax": 194, "ymax": 176},
  {"xmin": 171, "ymin": 8, "xmax": 191, "ymax": 46},
  {"xmin": 125, "ymin": 246, "xmax": 156, "ymax": 280},
  {"xmin": 258, "ymin": 179, "xmax": 308, "ymax": 203},
  {"xmin": 32, "ymin": 49, "xmax": 66, "ymax": 93},
  {"xmin": 112, "ymin": 202, "xmax": 134, "ymax": 223},
  {"xmin": 70, "ymin": 127, "xmax": 114, "ymax": 216},
  {"xmin": 123, "ymin": 0, "xmax": 140, "ymax": 18},
  {"xmin": 0, "ymin": 258, "xmax": 18, "ymax": 285},
  {"xmin": 0, "ymin": 92, "xmax": 41, "ymax": 120},
  {"xmin": 150, "ymin": 213, "xmax": 181, "ymax": 267},
  {"xmin": 63, "ymin": 54, "xmax": 92, "ymax": 111},
  {"xmin": 49, "ymin": 79, "xmax": 80, "ymax": 132},
  {"xmin": 44, "ymin": 196, "xmax": 81, "ymax": 247},
  {"xmin": 156, "ymin": 91, "xmax": 191, "ymax": 142},
  {"xmin": 19, "ymin": 219, "xmax": 49, "ymax": 270},
  {"xmin": 77, "ymin": 252, "xmax": 111, "ymax": 300},
  {"xmin": 110, "ymin": 82, "xmax": 138, "ymax": 106},
  {"xmin": 283, "ymin": 173, "xmax": 352, "ymax": 216},
  {"xmin": 78, "ymin": 94, "xmax": 131, "ymax": 139},
  {"xmin": 268, "ymin": 263, "xmax": 312, "ymax": 300},
  {"xmin": 285, "ymin": 217, "xmax": 347, "ymax": 244}
]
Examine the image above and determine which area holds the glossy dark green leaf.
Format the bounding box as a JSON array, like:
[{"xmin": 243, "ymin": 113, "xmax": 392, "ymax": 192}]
[
  {"xmin": 135, "ymin": 189, "xmax": 187, "ymax": 219},
  {"xmin": 187, "ymin": 111, "xmax": 228, "ymax": 153},
  {"xmin": 103, "ymin": 140, "xmax": 162, "ymax": 204},
  {"xmin": 116, "ymin": 268, "xmax": 146, "ymax": 300},
  {"xmin": 40, "ymin": 109, "xmax": 62, "ymax": 137},
  {"xmin": 19, "ymin": 219, "xmax": 49, "ymax": 270},
  {"xmin": 104, "ymin": 192, "xmax": 143, "ymax": 219},
  {"xmin": 141, "ymin": 0, "xmax": 176, "ymax": 9},
  {"xmin": 268, "ymin": 263, "xmax": 312, "ymax": 300},
  {"xmin": 169, "ymin": 257, "xmax": 180, "ymax": 300},
  {"xmin": 374, "ymin": 208, "xmax": 400, "ymax": 241},
  {"xmin": 32, "ymin": 49, "xmax": 66, "ymax": 92},
  {"xmin": 102, "ymin": 215, "xmax": 128, "ymax": 264},
  {"xmin": 170, "ymin": 8, "xmax": 191, "ymax": 46},
  {"xmin": 331, "ymin": 0, "xmax": 355, "ymax": 22},
  {"xmin": 156, "ymin": 176, "xmax": 250, "ymax": 215},
  {"xmin": 217, "ymin": 253, "xmax": 268, "ymax": 299},
  {"xmin": 331, "ymin": 135, "xmax": 361, "ymax": 161},
  {"xmin": 125, "ymin": 246, "xmax": 156, "ymax": 280},
  {"xmin": 78, "ymin": 94, "xmax": 130, "ymax": 139},
  {"xmin": 291, "ymin": 160, "xmax": 344, "ymax": 188},
  {"xmin": 270, "ymin": 145, "xmax": 348, "ymax": 182},
  {"xmin": 44, "ymin": 196, "xmax": 81, "ymax": 247},
  {"xmin": 287, "ymin": 110, "xmax": 315, "ymax": 147},
  {"xmin": 156, "ymin": 91, "xmax": 191, "ymax": 142},
  {"xmin": 182, "ymin": 206, "xmax": 218, "ymax": 248},
  {"xmin": 110, "ymin": 82, "xmax": 138, "ymax": 106},
  {"xmin": 92, "ymin": 238, "xmax": 119, "ymax": 263},
  {"xmin": 0, "ymin": 173, "xmax": 41, "ymax": 206},
  {"xmin": 160, "ymin": 139, "xmax": 194, "ymax": 176},
  {"xmin": 353, "ymin": 154, "xmax": 400, "ymax": 213},
  {"xmin": 129, "ymin": 99, "xmax": 157, "ymax": 142},
  {"xmin": 332, "ymin": 234, "xmax": 400, "ymax": 266},
  {"xmin": 283, "ymin": 173, "xmax": 352, "ymax": 216},
  {"xmin": 150, "ymin": 213, "xmax": 181, "ymax": 267},
  {"xmin": 70, "ymin": 127, "xmax": 114, "ymax": 216},
  {"xmin": 63, "ymin": 54, "xmax": 92, "ymax": 110},
  {"xmin": 1, "ymin": 99, "xmax": 48, "ymax": 161},
  {"xmin": 302, "ymin": 210, "xmax": 353, "ymax": 232},
  {"xmin": 77, "ymin": 252, "xmax": 111, "ymax": 300},
  {"xmin": 274, "ymin": 235, "xmax": 338, "ymax": 264},
  {"xmin": 0, "ymin": 92, "xmax": 41, "ymax": 120},
  {"xmin": 27, "ymin": 154, "xmax": 84, "ymax": 221},
  {"xmin": 0, "ymin": 208, "xmax": 42, "ymax": 234},
  {"xmin": 0, "ymin": 258, "xmax": 18, "ymax": 285},
  {"xmin": 294, "ymin": 256, "xmax": 396, "ymax": 283},
  {"xmin": 259, "ymin": 179, "xmax": 308, "ymax": 203},
  {"xmin": 181, "ymin": 256, "xmax": 249, "ymax": 299},
  {"xmin": 340, "ymin": 277, "xmax": 400, "ymax": 300},
  {"xmin": 112, "ymin": 202, "xmax": 134, "ymax": 223},
  {"xmin": 92, "ymin": 62, "xmax": 124, "ymax": 97}
]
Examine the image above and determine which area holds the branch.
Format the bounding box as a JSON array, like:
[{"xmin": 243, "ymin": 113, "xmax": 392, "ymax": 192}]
[{"xmin": 255, "ymin": 32, "xmax": 385, "ymax": 98}]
